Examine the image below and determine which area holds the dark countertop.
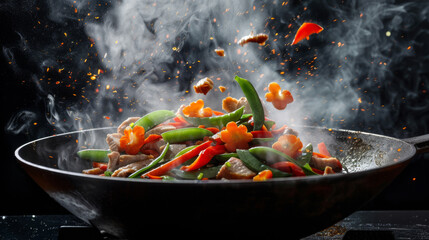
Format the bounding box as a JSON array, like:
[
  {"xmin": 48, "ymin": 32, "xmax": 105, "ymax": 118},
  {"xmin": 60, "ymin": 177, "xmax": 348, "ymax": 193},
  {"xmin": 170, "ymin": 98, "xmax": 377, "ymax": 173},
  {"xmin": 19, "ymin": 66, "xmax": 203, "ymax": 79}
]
[{"xmin": 2, "ymin": 211, "xmax": 429, "ymax": 240}]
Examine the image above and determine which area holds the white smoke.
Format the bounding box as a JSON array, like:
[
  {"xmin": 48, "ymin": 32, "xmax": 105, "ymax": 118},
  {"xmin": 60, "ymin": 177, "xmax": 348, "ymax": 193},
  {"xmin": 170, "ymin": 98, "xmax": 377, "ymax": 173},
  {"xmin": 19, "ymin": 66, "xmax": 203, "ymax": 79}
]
[{"xmin": 4, "ymin": 0, "xmax": 429, "ymax": 138}]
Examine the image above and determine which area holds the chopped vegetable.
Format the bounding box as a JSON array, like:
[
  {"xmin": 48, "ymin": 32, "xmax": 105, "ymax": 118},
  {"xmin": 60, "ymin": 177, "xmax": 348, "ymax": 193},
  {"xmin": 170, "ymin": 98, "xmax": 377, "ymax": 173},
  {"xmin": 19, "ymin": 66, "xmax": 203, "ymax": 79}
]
[
  {"xmin": 143, "ymin": 140, "xmax": 213, "ymax": 177},
  {"xmin": 213, "ymin": 152, "xmax": 239, "ymax": 161},
  {"xmin": 161, "ymin": 127, "xmax": 213, "ymax": 143},
  {"xmin": 296, "ymin": 143, "xmax": 313, "ymax": 166},
  {"xmin": 271, "ymin": 134, "xmax": 303, "ymax": 159},
  {"xmin": 253, "ymin": 169, "xmax": 273, "ymax": 181},
  {"xmin": 77, "ymin": 149, "xmax": 110, "ymax": 162},
  {"xmin": 171, "ymin": 165, "xmax": 222, "ymax": 180},
  {"xmin": 291, "ymin": 22, "xmax": 324, "ymax": 45},
  {"xmin": 133, "ymin": 110, "xmax": 176, "ymax": 131},
  {"xmin": 183, "ymin": 106, "xmax": 244, "ymax": 128},
  {"xmin": 317, "ymin": 142, "xmax": 332, "ymax": 157},
  {"xmin": 271, "ymin": 162, "xmax": 305, "ymax": 177},
  {"xmin": 235, "ymin": 76, "xmax": 265, "ymax": 130},
  {"xmin": 181, "ymin": 145, "xmax": 226, "ymax": 171},
  {"xmin": 119, "ymin": 126, "xmax": 147, "ymax": 155},
  {"xmin": 236, "ymin": 149, "xmax": 291, "ymax": 178},
  {"xmin": 167, "ymin": 116, "xmax": 189, "ymax": 128},
  {"xmin": 248, "ymin": 146, "xmax": 317, "ymax": 176},
  {"xmin": 81, "ymin": 74, "xmax": 343, "ymax": 180},
  {"xmin": 251, "ymin": 130, "xmax": 273, "ymax": 138},
  {"xmin": 265, "ymin": 82, "xmax": 294, "ymax": 110},
  {"xmin": 128, "ymin": 143, "xmax": 170, "ymax": 178},
  {"xmin": 220, "ymin": 121, "xmax": 253, "ymax": 152},
  {"xmin": 182, "ymin": 99, "xmax": 213, "ymax": 118}
]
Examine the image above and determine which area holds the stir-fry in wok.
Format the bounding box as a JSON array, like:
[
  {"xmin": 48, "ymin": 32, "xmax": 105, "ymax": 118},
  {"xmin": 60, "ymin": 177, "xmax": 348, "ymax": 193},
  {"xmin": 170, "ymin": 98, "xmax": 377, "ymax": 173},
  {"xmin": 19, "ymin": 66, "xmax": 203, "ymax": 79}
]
[{"xmin": 79, "ymin": 76, "xmax": 342, "ymax": 181}]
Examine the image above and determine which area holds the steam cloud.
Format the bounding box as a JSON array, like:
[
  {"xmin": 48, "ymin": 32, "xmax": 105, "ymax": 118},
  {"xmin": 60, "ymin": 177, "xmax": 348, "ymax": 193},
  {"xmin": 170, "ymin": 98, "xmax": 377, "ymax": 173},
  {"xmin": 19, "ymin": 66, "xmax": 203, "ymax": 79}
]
[{"xmin": 4, "ymin": 0, "xmax": 429, "ymax": 139}]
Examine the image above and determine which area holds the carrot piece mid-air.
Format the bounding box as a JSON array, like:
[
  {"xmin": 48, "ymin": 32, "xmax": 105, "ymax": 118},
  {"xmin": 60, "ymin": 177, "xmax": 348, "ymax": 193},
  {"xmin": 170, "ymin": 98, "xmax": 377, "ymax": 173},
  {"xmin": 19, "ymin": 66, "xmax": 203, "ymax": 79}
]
[{"xmin": 291, "ymin": 22, "xmax": 324, "ymax": 45}]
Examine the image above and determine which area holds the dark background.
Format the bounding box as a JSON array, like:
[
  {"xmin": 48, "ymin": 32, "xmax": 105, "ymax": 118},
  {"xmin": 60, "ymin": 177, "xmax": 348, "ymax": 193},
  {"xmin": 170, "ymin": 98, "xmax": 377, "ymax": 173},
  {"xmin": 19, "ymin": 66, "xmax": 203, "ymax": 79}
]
[{"xmin": 1, "ymin": 0, "xmax": 428, "ymax": 216}]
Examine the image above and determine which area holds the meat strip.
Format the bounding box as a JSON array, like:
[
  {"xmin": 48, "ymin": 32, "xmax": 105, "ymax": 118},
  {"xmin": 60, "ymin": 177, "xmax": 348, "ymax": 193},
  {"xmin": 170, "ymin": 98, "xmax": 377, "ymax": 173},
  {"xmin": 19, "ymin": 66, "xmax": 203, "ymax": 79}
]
[
  {"xmin": 106, "ymin": 133, "xmax": 124, "ymax": 152},
  {"xmin": 238, "ymin": 33, "xmax": 269, "ymax": 46},
  {"xmin": 112, "ymin": 159, "xmax": 153, "ymax": 177},
  {"xmin": 193, "ymin": 77, "xmax": 214, "ymax": 95},
  {"xmin": 216, "ymin": 157, "xmax": 256, "ymax": 180},
  {"xmin": 107, "ymin": 151, "xmax": 153, "ymax": 172},
  {"xmin": 310, "ymin": 155, "xmax": 342, "ymax": 173},
  {"xmin": 82, "ymin": 167, "xmax": 104, "ymax": 175},
  {"xmin": 117, "ymin": 117, "xmax": 140, "ymax": 134}
]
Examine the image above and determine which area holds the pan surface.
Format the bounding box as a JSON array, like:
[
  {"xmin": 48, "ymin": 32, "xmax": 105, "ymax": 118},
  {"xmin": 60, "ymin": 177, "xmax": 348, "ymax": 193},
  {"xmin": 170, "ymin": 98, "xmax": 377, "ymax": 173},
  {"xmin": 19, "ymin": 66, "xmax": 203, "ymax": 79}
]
[{"xmin": 15, "ymin": 126, "xmax": 423, "ymax": 239}]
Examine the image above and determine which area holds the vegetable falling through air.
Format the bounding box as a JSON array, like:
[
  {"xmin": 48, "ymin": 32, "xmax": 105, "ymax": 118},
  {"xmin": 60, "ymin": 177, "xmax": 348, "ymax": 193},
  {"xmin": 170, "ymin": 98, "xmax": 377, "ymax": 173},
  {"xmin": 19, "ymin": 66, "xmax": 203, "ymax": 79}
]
[{"xmin": 291, "ymin": 22, "xmax": 324, "ymax": 45}]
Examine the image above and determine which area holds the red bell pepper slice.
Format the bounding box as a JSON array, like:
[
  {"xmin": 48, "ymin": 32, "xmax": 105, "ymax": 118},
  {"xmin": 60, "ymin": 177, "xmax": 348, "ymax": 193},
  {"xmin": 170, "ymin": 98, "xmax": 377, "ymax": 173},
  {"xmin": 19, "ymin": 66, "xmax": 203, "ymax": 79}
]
[
  {"xmin": 271, "ymin": 161, "xmax": 306, "ymax": 177},
  {"xmin": 270, "ymin": 124, "xmax": 287, "ymax": 136},
  {"xmin": 143, "ymin": 140, "xmax": 213, "ymax": 177},
  {"xmin": 317, "ymin": 142, "xmax": 331, "ymax": 157},
  {"xmin": 92, "ymin": 162, "xmax": 107, "ymax": 171},
  {"xmin": 180, "ymin": 144, "xmax": 226, "ymax": 171},
  {"xmin": 251, "ymin": 130, "xmax": 273, "ymax": 138},
  {"xmin": 291, "ymin": 22, "xmax": 324, "ymax": 45}
]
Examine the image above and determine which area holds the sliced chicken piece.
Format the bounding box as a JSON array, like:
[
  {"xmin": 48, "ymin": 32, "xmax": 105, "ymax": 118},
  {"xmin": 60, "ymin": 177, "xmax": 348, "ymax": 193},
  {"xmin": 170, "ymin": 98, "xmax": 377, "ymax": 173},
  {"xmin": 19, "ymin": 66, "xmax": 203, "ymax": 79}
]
[
  {"xmin": 82, "ymin": 167, "xmax": 104, "ymax": 175},
  {"xmin": 107, "ymin": 151, "xmax": 153, "ymax": 172},
  {"xmin": 112, "ymin": 159, "xmax": 153, "ymax": 177},
  {"xmin": 216, "ymin": 157, "xmax": 256, "ymax": 180},
  {"xmin": 117, "ymin": 117, "xmax": 140, "ymax": 134},
  {"xmin": 323, "ymin": 166, "xmax": 336, "ymax": 175},
  {"xmin": 310, "ymin": 155, "xmax": 342, "ymax": 173},
  {"xmin": 106, "ymin": 133, "xmax": 124, "ymax": 152},
  {"xmin": 193, "ymin": 77, "xmax": 214, "ymax": 95}
]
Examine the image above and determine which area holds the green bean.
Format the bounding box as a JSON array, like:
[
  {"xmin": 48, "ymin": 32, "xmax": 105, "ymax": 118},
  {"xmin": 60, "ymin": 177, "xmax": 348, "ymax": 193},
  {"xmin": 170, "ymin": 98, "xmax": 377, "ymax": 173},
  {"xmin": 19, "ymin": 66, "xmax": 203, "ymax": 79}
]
[
  {"xmin": 77, "ymin": 149, "xmax": 110, "ymax": 162},
  {"xmin": 249, "ymin": 146, "xmax": 317, "ymax": 176},
  {"xmin": 170, "ymin": 165, "xmax": 222, "ymax": 180},
  {"xmin": 234, "ymin": 76, "xmax": 265, "ymax": 131},
  {"xmin": 296, "ymin": 143, "xmax": 313, "ymax": 166},
  {"xmin": 128, "ymin": 143, "xmax": 170, "ymax": 178},
  {"xmin": 236, "ymin": 149, "xmax": 291, "ymax": 178},
  {"xmin": 213, "ymin": 153, "xmax": 239, "ymax": 162},
  {"xmin": 133, "ymin": 110, "xmax": 176, "ymax": 131},
  {"xmin": 174, "ymin": 145, "xmax": 198, "ymax": 158},
  {"xmin": 161, "ymin": 127, "xmax": 213, "ymax": 143}
]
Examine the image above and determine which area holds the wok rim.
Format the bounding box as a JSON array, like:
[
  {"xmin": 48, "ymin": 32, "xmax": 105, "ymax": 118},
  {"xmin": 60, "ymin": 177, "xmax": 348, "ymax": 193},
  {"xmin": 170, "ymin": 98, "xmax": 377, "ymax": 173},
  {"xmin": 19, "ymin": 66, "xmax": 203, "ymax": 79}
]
[{"xmin": 15, "ymin": 126, "xmax": 417, "ymax": 185}]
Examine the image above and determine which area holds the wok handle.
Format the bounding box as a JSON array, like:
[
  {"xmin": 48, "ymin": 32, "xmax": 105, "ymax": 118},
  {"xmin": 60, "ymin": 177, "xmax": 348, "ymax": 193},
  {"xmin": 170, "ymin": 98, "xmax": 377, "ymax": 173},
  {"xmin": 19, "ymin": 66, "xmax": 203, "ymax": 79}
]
[{"xmin": 402, "ymin": 134, "xmax": 429, "ymax": 154}]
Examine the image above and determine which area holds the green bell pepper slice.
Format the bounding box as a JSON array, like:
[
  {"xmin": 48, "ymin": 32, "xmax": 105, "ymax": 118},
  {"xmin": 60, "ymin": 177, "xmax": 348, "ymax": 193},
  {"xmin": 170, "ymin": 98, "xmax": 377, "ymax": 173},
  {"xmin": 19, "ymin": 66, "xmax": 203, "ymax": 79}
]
[
  {"xmin": 77, "ymin": 149, "xmax": 111, "ymax": 162},
  {"xmin": 249, "ymin": 146, "xmax": 317, "ymax": 176},
  {"xmin": 170, "ymin": 165, "xmax": 222, "ymax": 180},
  {"xmin": 128, "ymin": 142, "xmax": 170, "ymax": 178},
  {"xmin": 161, "ymin": 127, "xmax": 213, "ymax": 143},
  {"xmin": 133, "ymin": 110, "xmax": 176, "ymax": 131}
]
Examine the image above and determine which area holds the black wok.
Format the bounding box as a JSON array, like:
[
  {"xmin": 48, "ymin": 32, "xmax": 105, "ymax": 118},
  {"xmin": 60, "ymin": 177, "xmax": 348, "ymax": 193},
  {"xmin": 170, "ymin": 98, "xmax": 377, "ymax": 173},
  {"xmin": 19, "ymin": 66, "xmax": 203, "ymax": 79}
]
[{"xmin": 15, "ymin": 126, "xmax": 429, "ymax": 239}]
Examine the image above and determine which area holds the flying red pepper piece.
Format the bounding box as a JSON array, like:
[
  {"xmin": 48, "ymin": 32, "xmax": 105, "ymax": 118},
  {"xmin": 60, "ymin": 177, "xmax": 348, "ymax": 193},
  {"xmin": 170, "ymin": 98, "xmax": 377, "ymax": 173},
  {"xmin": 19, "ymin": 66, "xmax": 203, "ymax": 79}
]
[{"xmin": 291, "ymin": 22, "xmax": 324, "ymax": 45}]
